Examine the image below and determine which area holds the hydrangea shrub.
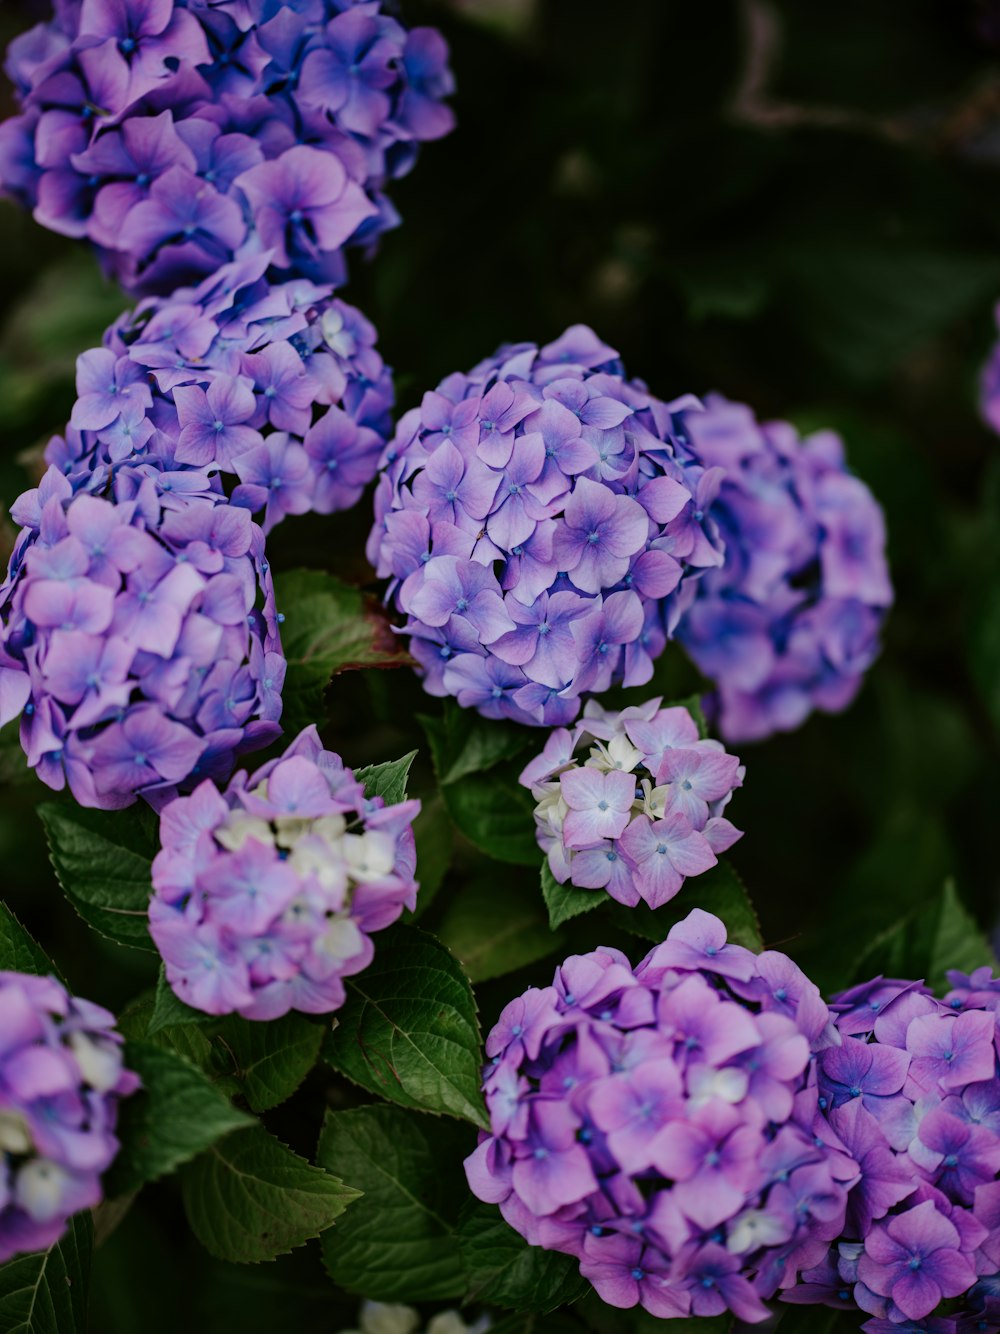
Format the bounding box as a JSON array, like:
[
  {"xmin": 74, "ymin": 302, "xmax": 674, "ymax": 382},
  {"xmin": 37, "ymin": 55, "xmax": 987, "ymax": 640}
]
[
  {"xmin": 783, "ymin": 969, "xmax": 1000, "ymax": 1329},
  {"xmin": 0, "ymin": 970, "xmax": 137, "ymax": 1262},
  {"xmin": 0, "ymin": 465, "xmax": 282, "ymax": 808},
  {"xmin": 366, "ymin": 327, "xmax": 726, "ymax": 725},
  {"xmin": 0, "ymin": 0, "xmax": 455, "ymax": 293},
  {"xmin": 466, "ymin": 909, "xmax": 857, "ymax": 1322},
  {"xmin": 149, "ymin": 724, "xmax": 419, "ymax": 1019},
  {"xmin": 48, "ymin": 255, "xmax": 394, "ymax": 534},
  {"xmin": 676, "ymin": 395, "xmax": 893, "ymax": 742},
  {"xmin": 520, "ymin": 698, "xmax": 743, "ymax": 907}
]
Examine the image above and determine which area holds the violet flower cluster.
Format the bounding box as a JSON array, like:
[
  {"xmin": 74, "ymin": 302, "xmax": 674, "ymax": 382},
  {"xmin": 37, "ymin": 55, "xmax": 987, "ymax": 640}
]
[
  {"xmin": 519, "ymin": 698, "xmax": 743, "ymax": 910},
  {"xmin": 0, "ymin": 970, "xmax": 138, "ymax": 1262},
  {"xmin": 0, "ymin": 464, "xmax": 282, "ymax": 809},
  {"xmin": 675, "ymin": 395, "xmax": 892, "ymax": 743},
  {"xmin": 366, "ymin": 326, "xmax": 726, "ymax": 727},
  {"xmin": 465, "ymin": 909, "xmax": 856, "ymax": 1323},
  {"xmin": 149, "ymin": 724, "xmax": 419, "ymax": 1021},
  {"xmin": 0, "ymin": 0, "xmax": 455, "ymax": 294},
  {"xmin": 784, "ymin": 970, "xmax": 1000, "ymax": 1331},
  {"xmin": 48, "ymin": 254, "xmax": 394, "ymax": 534}
]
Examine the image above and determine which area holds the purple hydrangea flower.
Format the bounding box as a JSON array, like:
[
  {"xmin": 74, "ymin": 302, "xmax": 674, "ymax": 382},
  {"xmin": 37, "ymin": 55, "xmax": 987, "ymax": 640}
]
[
  {"xmin": 465, "ymin": 909, "xmax": 855, "ymax": 1323},
  {"xmin": 46, "ymin": 257, "xmax": 393, "ymax": 534},
  {"xmin": 0, "ymin": 463, "xmax": 283, "ymax": 808},
  {"xmin": 784, "ymin": 968, "xmax": 1000, "ymax": 1328},
  {"xmin": 0, "ymin": 0, "xmax": 455, "ymax": 294},
  {"xmin": 148, "ymin": 724, "xmax": 420, "ymax": 1021},
  {"xmin": 520, "ymin": 697, "xmax": 743, "ymax": 909},
  {"xmin": 367, "ymin": 328, "xmax": 727, "ymax": 726},
  {"xmin": 0, "ymin": 970, "xmax": 138, "ymax": 1262},
  {"xmin": 673, "ymin": 395, "xmax": 892, "ymax": 743}
]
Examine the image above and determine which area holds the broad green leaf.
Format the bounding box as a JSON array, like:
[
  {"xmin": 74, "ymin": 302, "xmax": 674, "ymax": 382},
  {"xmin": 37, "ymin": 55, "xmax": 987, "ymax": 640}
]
[
  {"xmin": 410, "ymin": 792, "xmax": 453, "ymax": 916},
  {"xmin": 116, "ymin": 991, "xmax": 216, "ymax": 1071},
  {"xmin": 0, "ymin": 902, "xmax": 53, "ymax": 976},
  {"xmin": 608, "ymin": 859, "xmax": 763, "ymax": 950},
  {"xmin": 0, "ymin": 1212, "xmax": 91, "ymax": 1334},
  {"xmin": 541, "ymin": 861, "xmax": 606, "ymax": 930},
  {"xmin": 104, "ymin": 1040, "xmax": 252, "ymax": 1196},
  {"xmin": 318, "ymin": 1105, "xmax": 472, "ymax": 1302},
  {"xmin": 457, "ymin": 1199, "xmax": 588, "ymax": 1311},
  {"xmin": 853, "ymin": 880, "xmax": 995, "ymax": 995},
  {"xmin": 147, "ymin": 967, "xmax": 215, "ymax": 1035},
  {"xmin": 354, "ymin": 751, "xmax": 416, "ymax": 806},
  {"xmin": 37, "ymin": 803, "xmax": 156, "ymax": 952},
  {"xmin": 274, "ymin": 569, "xmax": 411, "ymax": 732},
  {"xmin": 439, "ymin": 873, "xmax": 562, "ymax": 982},
  {"xmin": 182, "ymin": 1124, "xmax": 359, "ymax": 1263},
  {"xmin": 215, "ymin": 1012, "xmax": 324, "ymax": 1113},
  {"xmin": 323, "ymin": 923, "xmax": 487, "ymax": 1126},
  {"xmin": 419, "ymin": 702, "xmax": 534, "ymax": 785},
  {"xmin": 420, "ymin": 713, "xmax": 539, "ymax": 864}
]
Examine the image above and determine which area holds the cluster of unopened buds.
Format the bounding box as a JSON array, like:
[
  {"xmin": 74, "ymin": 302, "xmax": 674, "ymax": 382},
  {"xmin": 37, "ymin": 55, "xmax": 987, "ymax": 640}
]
[
  {"xmin": 519, "ymin": 698, "xmax": 743, "ymax": 909},
  {"xmin": 0, "ymin": 970, "xmax": 137, "ymax": 1263},
  {"xmin": 149, "ymin": 725, "xmax": 420, "ymax": 1020},
  {"xmin": 0, "ymin": 0, "xmax": 455, "ymax": 294}
]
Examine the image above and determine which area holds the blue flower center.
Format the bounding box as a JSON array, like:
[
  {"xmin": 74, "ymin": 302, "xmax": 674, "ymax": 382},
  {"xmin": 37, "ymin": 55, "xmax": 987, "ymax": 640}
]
[{"xmin": 587, "ymin": 531, "xmax": 600, "ymax": 544}]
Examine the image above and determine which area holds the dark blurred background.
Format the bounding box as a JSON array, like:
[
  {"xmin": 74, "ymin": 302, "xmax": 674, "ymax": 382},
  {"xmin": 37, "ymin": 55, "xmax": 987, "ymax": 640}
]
[{"xmin": 3, "ymin": 1, "xmax": 1000, "ymax": 1328}]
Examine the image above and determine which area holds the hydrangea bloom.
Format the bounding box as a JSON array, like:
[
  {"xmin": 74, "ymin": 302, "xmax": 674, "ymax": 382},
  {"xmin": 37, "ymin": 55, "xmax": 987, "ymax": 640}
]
[
  {"xmin": 48, "ymin": 255, "xmax": 394, "ymax": 534},
  {"xmin": 674, "ymin": 395, "xmax": 892, "ymax": 743},
  {"xmin": 0, "ymin": 970, "xmax": 138, "ymax": 1262},
  {"xmin": 465, "ymin": 909, "xmax": 855, "ymax": 1322},
  {"xmin": 519, "ymin": 698, "xmax": 743, "ymax": 909},
  {"xmin": 784, "ymin": 969, "xmax": 1000, "ymax": 1330},
  {"xmin": 0, "ymin": 0, "xmax": 455, "ymax": 294},
  {"xmin": 149, "ymin": 725, "xmax": 419, "ymax": 1021},
  {"xmin": 0, "ymin": 464, "xmax": 282, "ymax": 809},
  {"xmin": 366, "ymin": 327, "xmax": 726, "ymax": 726}
]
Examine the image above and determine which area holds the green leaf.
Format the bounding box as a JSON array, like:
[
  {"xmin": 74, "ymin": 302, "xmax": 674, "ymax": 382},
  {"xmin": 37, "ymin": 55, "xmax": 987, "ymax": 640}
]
[
  {"xmin": 0, "ymin": 902, "xmax": 53, "ymax": 976},
  {"xmin": 853, "ymin": 880, "xmax": 995, "ymax": 995},
  {"xmin": 215, "ymin": 1013, "xmax": 324, "ymax": 1113},
  {"xmin": 147, "ymin": 967, "xmax": 215, "ymax": 1035},
  {"xmin": 541, "ymin": 861, "xmax": 606, "ymax": 931},
  {"xmin": 274, "ymin": 569, "xmax": 411, "ymax": 732},
  {"xmin": 182, "ymin": 1124, "xmax": 359, "ymax": 1264},
  {"xmin": 409, "ymin": 792, "xmax": 453, "ymax": 917},
  {"xmin": 421, "ymin": 715, "xmax": 539, "ymax": 864},
  {"xmin": 457, "ymin": 1199, "xmax": 588, "ymax": 1311},
  {"xmin": 104, "ymin": 1040, "xmax": 252, "ymax": 1196},
  {"xmin": 354, "ymin": 751, "xmax": 416, "ymax": 806},
  {"xmin": 318, "ymin": 1105, "xmax": 471, "ymax": 1302},
  {"xmin": 116, "ymin": 991, "xmax": 216, "ymax": 1071},
  {"xmin": 323, "ymin": 923, "xmax": 487, "ymax": 1126},
  {"xmin": 0, "ymin": 1212, "xmax": 92, "ymax": 1334},
  {"xmin": 419, "ymin": 700, "xmax": 534, "ymax": 785},
  {"xmin": 37, "ymin": 803, "xmax": 157, "ymax": 952},
  {"xmin": 438, "ymin": 872, "xmax": 563, "ymax": 982},
  {"xmin": 608, "ymin": 859, "xmax": 763, "ymax": 950}
]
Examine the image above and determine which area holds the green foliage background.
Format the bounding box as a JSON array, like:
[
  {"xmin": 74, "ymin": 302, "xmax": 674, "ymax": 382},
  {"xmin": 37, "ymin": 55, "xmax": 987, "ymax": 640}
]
[{"xmin": 1, "ymin": 1, "xmax": 1000, "ymax": 1330}]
